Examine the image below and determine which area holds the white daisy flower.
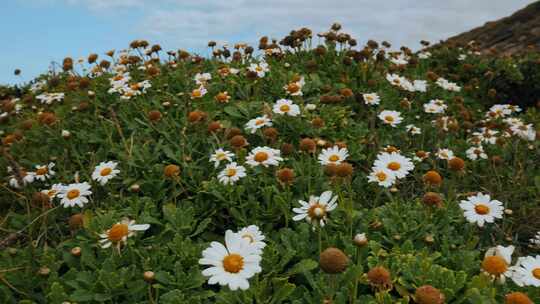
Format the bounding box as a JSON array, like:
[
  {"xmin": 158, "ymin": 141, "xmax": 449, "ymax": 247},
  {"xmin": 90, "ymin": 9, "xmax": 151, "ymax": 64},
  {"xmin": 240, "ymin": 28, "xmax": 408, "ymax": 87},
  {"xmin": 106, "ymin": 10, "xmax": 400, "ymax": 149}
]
[
  {"xmin": 191, "ymin": 86, "xmax": 208, "ymax": 99},
  {"xmin": 236, "ymin": 225, "xmax": 266, "ymax": 254},
  {"xmin": 472, "ymin": 128, "xmax": 499, "ymax": 145},
  {"xmin": 91, "ymin": 161, "xmax": 120, "ymax": 185},
  {"xmin": 362, "ymin": 93, "xmax": 380, "ymax": 105},
  {"xmin": 510, "ymin": 123, "xmax": 536, "ymax": 141},
  {"xmin": 41, "ymin": 183, "xmax": 65, "ymax": 200},
  {"xmin": 218, "ymin": 162, "xmax": 246, "ymax": 185},
  {"xmin": 418, "ymin": 51, "xmax": 431, "ymax": 59},
  {"xmin": 413, "ymin": 80, "xmax": 428, "ymax": 92},
  {"xmin": 245, "ymin": 147, "xmax": 283, "ymax": 167},
  {"xmin": 8, "ymin": 170, "xmax": 35, "ymax": 189},
  {"xmin": 194, "ymin": 72, "xmax": 212, "ymax": 85},
  {"xmin": 483, "ymin": 245, "xmax": 515, "ymax": 282},
  {"xmin": 405, "ymin": 124, "xmax": 422, "ymax": 135},
  {"xmin": 373, "ymin": 152, "xmax": 414, "ymax": 179},
  {"xmin": 273, "ymin": 99, "xmax": 300, "ymax": 117},
  {"xmin": 459, "ymin": 193, "xmax": 504, "ymax": 227},
  {"xmin": 292, "ymin": 191, "xmax": 338, "ymax": 227},
  {"xmin": 210, "ymin": 149, "xmax": 234, "ymax": 168},
  {"xmin": 318, "ymin": 145, "xmax": 349, "ymax": 166},
  {"xmin": 283, "ymin": 77, "xmax": 305, "ymax": 96},
  {"xmin": 245, "ymin": 115, "xmax": 272, "ymax": 134},
  {"xmin": 305, "ymin": 103, "xmax": 317, "ymax": 111},
  {"xmin": 466, "ymin": 146, "xmax": 487, "ymax": 160},
  {"xmin": 248, "ymin": 61, "xmax": 269, "ymax": 78},
  {"xmin": 509, "ymin": 255, "xmax": 540, "ymax": 287},
  {"xmin": 367, "ymin": 167, "xmax": 396, "ymax": 188},
  {"xmin": 378, "ymin": 110, "xmax": 403, "ymax": 127},
  {"xmin": 58, "ymin": 182, "xmax": 92, "ymax": 208},
  {"xmin": 98, "ymin": 218, "xmax": 150, "ymax": 249},
  {"xmin": 199, "ymin": 230, "xmax": 262, "ymax": 291},
  {"xmin": 530, "ymin": 232, "xmax": 540, "ymax": 247},
  {"xmin": 423, "ymin": 99, "xmax": 447, "ymax": 114},
  {"xmin": 33, "ymin": 163, "xmax": 55, "ymax": 181},
  {"xmin": 435, "ymin": 148, "xmax": 455, "ymax": 160}
]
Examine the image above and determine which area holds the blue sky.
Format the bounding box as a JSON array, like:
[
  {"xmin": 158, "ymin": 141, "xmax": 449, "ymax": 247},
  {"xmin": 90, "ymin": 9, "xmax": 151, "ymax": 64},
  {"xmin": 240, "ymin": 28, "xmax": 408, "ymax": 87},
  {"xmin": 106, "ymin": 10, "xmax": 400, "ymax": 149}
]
[{"xmin": 1, "ymin": 0, "xmax": 535, "ymax": 85}]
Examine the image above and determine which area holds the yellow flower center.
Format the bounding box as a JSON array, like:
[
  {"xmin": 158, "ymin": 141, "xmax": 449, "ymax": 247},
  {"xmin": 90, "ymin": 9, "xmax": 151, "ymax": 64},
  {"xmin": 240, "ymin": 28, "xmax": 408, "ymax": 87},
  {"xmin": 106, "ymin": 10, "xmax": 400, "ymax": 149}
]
[
  {"xmin": 376, "ymin": 171, "xmax": 387, "ymax": 181},
  {"xmin": 107, "ymin": 223, "xmax": 129, "ymax": 242},
  {"xmin": 533, "ymin": 268, "xmax": 540, "ymax": 280},
  {"xmin": 329, "ymin": 155, "xmax": 340, "ymax": 162},
  {"xmin": 100, "ymin": 167, "xmax": 112, "ymax": 176},
  {"xmin": 254, "ymin": 152, "xmax": 269, "ymax": 162},
  {"xmin": 385, "ymin": 115, "xmax": 394, "ymax": 122},
  {"xmin": 36, "ymin": 167, "xmax": 48, "ymax": 176},
  {"xmin": 67, "ymin": 189, "xmax": 80, "ymax": 200},
  {"xmin": 280, "ymin": 104, "xmax": 290, "ymax": 112},
  {"xmin": 482, "ymin": 256, "xmax": 508, "ymax": 275},
  {"xmin": 475, "ymin": 204, "xmax": 490, "ymax": 215},
  {"xmin": 216, "ymin": 92, "xmax": 229, "ymax": 102},
  {"xmin": 223, "ymin": 254, "xmax": 244, "ymax": 273},
  {"xmin": 307, "ymin": 204, "xmax": 326, "ymax": 219},
  {"xmin": 226, "ymin": 168, "xmax": 237, "ymax": 177},
  {"xmin": 287, "ymin": 83, "xmax": 300, "ymax": 93},
  {"xmin": 255, "ymin": 66, "xmax": 263, "ymax": 72},
  {"xmin": 387, "ymin": 162, "xmax": 401, "ymax": 171},
  {"xmin": 216, "ymin": 152, "xmax": 226, "ymax": 160},
  {"xmin": 192, "ymin": 89, "xmax": 202, "ymax": 97},
  {"xmin": 47, "ymin": 190, "xmax": 57, "ymax": 197}
]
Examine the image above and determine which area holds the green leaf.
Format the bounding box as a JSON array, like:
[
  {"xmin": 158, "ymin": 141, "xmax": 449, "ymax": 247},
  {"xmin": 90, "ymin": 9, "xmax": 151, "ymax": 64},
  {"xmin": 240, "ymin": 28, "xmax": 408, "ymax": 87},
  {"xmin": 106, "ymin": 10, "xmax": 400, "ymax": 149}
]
[{"xmin": 286, "ymin": 259, "xmax": 318, "ymax": 276}]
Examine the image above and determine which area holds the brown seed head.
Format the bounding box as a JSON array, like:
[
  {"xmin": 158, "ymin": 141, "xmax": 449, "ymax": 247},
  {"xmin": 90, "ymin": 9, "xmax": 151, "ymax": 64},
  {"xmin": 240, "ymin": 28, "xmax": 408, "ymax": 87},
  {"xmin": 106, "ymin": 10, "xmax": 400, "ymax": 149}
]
[{"xmin": 319, "ymin": 247, "xmax": 349, "ymax": 274}]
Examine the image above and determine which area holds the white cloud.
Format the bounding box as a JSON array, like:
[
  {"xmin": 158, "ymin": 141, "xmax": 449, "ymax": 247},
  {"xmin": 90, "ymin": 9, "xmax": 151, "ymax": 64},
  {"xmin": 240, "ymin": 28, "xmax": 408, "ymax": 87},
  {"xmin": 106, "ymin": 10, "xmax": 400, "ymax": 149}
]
[{"xmin": 131, "ymin": 0, "xmax": 535, "ymax": 52}]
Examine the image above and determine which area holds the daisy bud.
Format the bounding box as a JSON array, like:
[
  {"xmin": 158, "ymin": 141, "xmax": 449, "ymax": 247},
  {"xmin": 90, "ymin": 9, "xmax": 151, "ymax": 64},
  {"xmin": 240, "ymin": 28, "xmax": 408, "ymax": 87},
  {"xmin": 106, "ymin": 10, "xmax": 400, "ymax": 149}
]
[
  {"xmin": 71, "ymin": 247, "xmax": 82, "ymax": 257},
  {"xmin": 163, "ymin": 164, "xmax": 181, "ymax": 178},
  {"xmin": 390, "ymin": 187, "xmax": 398, "ymax": 193},
  {"xmin": 423, "ymin": 170, "xmax": 442, "ymax": 187},
  {"xmin": 353, "ymin": 233, "xmax": 368, "ymax": 247},
  {"xmin": 87, "ymin": 90, "xmax": 95, "ymax": 98},
  {"xmin": 336, "ymin": 162, "xmax": 353, "ymax": 178},
  {"xmin": 225, "ymin": 127, "xmax": 242, "ymax": 139},
  {"xmin": 422, "ymin": 192, "xmax": 443, "ymax": 208},
  {"xmin": 369, "ymin": 220, "xmax": 383, "ymax": 229},
  {"xmin": 505, "ymin": 292, "xmax": 533, "ymax": 304},
  {"xmin": 299, "ymin": 138, "xmax": 317, "ymax": 153},
  {"xmin": 504, "ymin": 209, "xmax": 513, "ymax": 215},
  {"xmin": 187, "ymin": 110, "xmax": 207, "ymax": 123},
  {"xmin": 316, "ymin": 139, "xmax": 327, "ymax": 147},
  {"xmin": 276, "ymin": 168, "xmax": 295, "ymax": 185},
  {"xmin": 424, "ymin": 234, "xmax": 435, "ymax": 244},
  {"xmin": 62, "ymin": 130, "xmax": 71, "ymax": 139},
  {"xmin": 263, "ymin": 127, "xmax": 279, "ymax": 141},
  {"xmin": 148, "ymin": 110, "xmax": 162, "ymax": 122},
  {"xmin": 230, "ymin": 135, "xmax": 248, "ymax": 149},
  {"xmin": 143, "ymin": 271, "xmax": 155, "ymax": 283},
  {"xmin": 367, "ymin": 266, "xmax": 391, "ymax": 288},
  {"xmin": 491, "ymin": 155, "xmax": 504, "ymax": 166},
  {"xmin": 319, "ymin": 247, "xmax": 349, "ymax": 274},
  {"xmin": 32, "ymin": 192, "xmax": 50, "ymax": 208},
  {"xmin": 7, "ymin": 248, "xmax": 17, "ymax": 256},
  {"xmin": 311, "ymin": 117, "xmax": 324, "ymax": 128},
  {"xmin": 69, "ymin": 214, "xmax": 84, "ymax": 231},
  {"xmin": 414, "ymin": 285, "xmax": 445, "ymax": 304},
  {"xmin": 130, "ymin": 184, "xmax": 140, "ymax": 193},
  {"xmin": 207, "ymin": 121, "xmax": 222, "ymax": 133},
  {"xmin": 280, "ymin": 143, "xmax": 294, "ymax": 156},
  {"xmin": 339, "ymin": 88, "xmax": 354, "ymax": 98},
  {"xmin": 324, "ymin": 163, "xmax": 338, "ymax": 177},
  {"xmin": 393, "ymin": 234, "xmax": 401, "ymax": 240},
  {"xmin": 448, "ymin": 157, "xmax": 465, "ymax": 171},
  {"xmin": 38, "ymin": 267, "xmax": 51, "ymax": 277}
]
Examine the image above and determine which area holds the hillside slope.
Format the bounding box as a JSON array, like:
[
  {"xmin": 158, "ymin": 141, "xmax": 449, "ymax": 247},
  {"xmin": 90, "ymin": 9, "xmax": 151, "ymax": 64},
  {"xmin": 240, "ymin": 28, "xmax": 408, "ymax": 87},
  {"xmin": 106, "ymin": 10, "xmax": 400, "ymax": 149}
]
[{"xmin": 444, "ymin": 1, "xmax": 540, "ymax": 54}]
